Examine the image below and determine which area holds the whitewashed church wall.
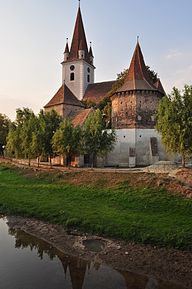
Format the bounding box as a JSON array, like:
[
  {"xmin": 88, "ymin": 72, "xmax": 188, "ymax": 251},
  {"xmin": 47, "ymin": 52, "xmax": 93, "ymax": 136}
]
[
  {"xmin": 105, "ymin": 129, "xmax": 172, "ymax": 167},
  {"xmin": 105, "ymin": 129, "xmax": 136, "ymax": 167},
  {"xmin": 135, "ymin": 129, "xmax": 170, "ymax": 166},
  {"xmin": 62, "ymin": 60, "xmax": 94, "ymax": 100}
]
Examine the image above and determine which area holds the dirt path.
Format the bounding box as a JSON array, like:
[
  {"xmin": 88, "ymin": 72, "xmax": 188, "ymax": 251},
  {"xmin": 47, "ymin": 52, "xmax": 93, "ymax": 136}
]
[{"xmin": 1, "ymin": 157, "xmax": 192, "ymax": 198}]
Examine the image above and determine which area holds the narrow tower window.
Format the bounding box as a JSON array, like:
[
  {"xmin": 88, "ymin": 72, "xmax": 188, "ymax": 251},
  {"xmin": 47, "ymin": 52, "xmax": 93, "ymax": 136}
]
[
  {"xmin": 70, "ymin": 72, "xmax": 75, "ymax": 81},
  {"xmin": 87, "ymin": 74, "xmax": 90, "ymax": 83}
]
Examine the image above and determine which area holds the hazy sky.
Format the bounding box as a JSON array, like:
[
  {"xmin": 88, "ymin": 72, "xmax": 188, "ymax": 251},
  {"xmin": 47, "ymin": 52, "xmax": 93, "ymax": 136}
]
[{"xmin": 0, "ymin": 0, "xmax": 192, "ymax": 120}]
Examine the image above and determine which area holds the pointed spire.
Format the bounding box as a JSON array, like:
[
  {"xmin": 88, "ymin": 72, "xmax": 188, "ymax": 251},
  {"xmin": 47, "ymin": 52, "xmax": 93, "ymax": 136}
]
[
  {"xmin": 64, "ymin": 38, "xmax": 69, "ymax": 53},
  {"xmin": 127, "ymin": 41, "xmax": 149, "ymax": 82},
  {"xmin": 88, "ymin": 42, "xmax": 94, "ymax": 57},
  {"xmin": 79, "ymin": 39, "xmax": 84, "ymax": 50},
  {"xmin": 117, "ymin": 41, "xmax": 157, "ymax": 92},
  {"xmin": 68, "ymin": 5, "xmax": 89, "ymax": 61}
]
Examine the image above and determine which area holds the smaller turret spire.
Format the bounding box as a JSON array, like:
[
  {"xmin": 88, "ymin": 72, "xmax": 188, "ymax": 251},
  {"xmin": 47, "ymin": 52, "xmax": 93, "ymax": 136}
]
[
  {"xmin": 88, "ymin": 42, "xmax": 93, "ymax": 57},
  {"xmin": 64, "ymin": 38, "xmax": 69, "ymax": 53}
]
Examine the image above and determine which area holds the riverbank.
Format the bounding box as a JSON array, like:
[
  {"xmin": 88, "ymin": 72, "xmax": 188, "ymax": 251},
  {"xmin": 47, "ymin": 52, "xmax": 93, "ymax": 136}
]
[
  {"xmin": 0, "ymin": 162, "xmax": 192, "ymax": 287},
  {"xmin": 6, "ymin": 215, "xmax": 192, "ymax": 288},
  {"xmin": 0, "ymin": 164, "xmax": 192, "ymax": 249}
]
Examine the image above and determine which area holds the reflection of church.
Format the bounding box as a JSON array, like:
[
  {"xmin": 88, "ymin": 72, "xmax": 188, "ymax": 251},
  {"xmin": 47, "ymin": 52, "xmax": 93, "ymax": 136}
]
[
  {"xmin": 11, "ymin": 227, "xmax": 182, "ymax": 289},
  {"xmin": 44, "ymin": 2, "xmax": 170, "ymax": 168}
]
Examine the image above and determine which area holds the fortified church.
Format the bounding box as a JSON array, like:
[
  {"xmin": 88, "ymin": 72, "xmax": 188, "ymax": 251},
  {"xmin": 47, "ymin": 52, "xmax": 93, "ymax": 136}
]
[{"xmin": 44, "ymin": 4, "xmax": 168, "ymax": 167}]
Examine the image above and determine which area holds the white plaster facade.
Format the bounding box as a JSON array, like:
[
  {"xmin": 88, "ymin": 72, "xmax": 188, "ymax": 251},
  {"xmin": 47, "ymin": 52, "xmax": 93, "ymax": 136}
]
[
  {"xmin": 105, "ymin": 129, "xmax": 169, "ymax": 167},
  {"xmin": 62, "ymin": 59, "xmax": 95, "ymax": 100}
]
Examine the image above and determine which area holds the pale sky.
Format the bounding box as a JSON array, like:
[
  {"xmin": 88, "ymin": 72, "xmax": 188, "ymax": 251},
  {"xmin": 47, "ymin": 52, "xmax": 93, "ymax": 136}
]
[{"xmin": 0, "ymin": 0, "xmax": 192, "ymax": 120}]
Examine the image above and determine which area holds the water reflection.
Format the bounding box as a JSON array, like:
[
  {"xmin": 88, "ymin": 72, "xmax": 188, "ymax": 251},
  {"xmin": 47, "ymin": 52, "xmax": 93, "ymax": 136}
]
[{"xmin": 0, "ymin": 217, "xmax": 186, "ymax": 289}]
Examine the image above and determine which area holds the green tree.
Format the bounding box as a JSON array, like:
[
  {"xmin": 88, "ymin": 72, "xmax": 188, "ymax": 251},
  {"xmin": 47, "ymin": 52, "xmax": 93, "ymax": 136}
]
[
  {"xmin": 31, "ymin": 116, "xmax": 44, "ymax": 167},
  {"xmin": 6, "ymin": 108, "xmax": 36, "ymax": 164},
  {"xmin": 20, "ymin": 113, "xmax": 37, "ymax": 166},
  {"xmin": 0, "ymin": 113, "xmax": 10, "ymax": 156},
  {"xmin": 39, "ymin": 110, "xmax": 62, "ymax": 165},
  {"xmin": 82, "ymin": 109, "xmax": 116, "ymax": 167},
  {"xmin": 156, "ymin": 85, "xmax": 192, "ymax": 167},
  {"xmin": 6, "ymin": 122, "xmax": 21, "ymax": 158},
  {"xmin": 52, "ymin": 119, "xmax": 82, "ymax": 166}
]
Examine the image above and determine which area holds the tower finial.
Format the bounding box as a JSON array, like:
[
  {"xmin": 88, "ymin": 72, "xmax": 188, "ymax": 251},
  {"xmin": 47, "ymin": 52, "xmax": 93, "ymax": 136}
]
[
  {"xmin": 78, "ymin": 0, "xmax": 80, "ymax": 8},
  {"xmin": 137, "ymin": 35, "xmax": 139, "ymax": 43},
  {"xmin": 90, "ymin": 41, "xmax": 92, "ymax": 47}
]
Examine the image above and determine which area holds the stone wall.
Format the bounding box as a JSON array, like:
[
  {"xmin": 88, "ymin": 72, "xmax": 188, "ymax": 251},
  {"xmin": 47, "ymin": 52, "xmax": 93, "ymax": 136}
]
[
  {"xmin": 111, "ymin": 91, "xmax": 162, "ymax": 129},
  {"xmin": 44, "ymin": 104, "xmax": 64, "ymax": 117},
  {"xmin": 44, "ymin": 103, "xmax": 84, "ymax": 119},
  {"xmin": 135, "ymin": 92, "xmax": 161, "ymax": 129},
  {"xmin": 111, "ymin": 92, "xmax": 136, "ymax": 129}
]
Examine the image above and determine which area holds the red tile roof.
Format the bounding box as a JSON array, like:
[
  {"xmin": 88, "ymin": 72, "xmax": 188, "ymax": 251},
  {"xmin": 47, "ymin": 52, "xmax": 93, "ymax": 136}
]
[
  {"xmin": 154, "ymin": 78, "xmax": 166, "ymax": 95},
  {"xmin": 68, "ymin": 7, "xmax": 91, "ymax": 64},
  {"xmin": 88, "ymin": 46, "xmax": 93, "ymax": 58},
  {"xmin": 116, "ymin": 42, "xmax": 165, "ymax": 94},
  {"xmin": 64, "ymin": 41, "xmax": 69, "ymax": 53},
  {"xmin": 71, "ymin": 108, "xmax": 93, "ymax": 127},
  {"xmin": 44, "ymin": 84, "xmax": 84, "ymax": 108},
  {"xmin": 83, "ymin": 81, "xmax": 116, "ymax": 104}
]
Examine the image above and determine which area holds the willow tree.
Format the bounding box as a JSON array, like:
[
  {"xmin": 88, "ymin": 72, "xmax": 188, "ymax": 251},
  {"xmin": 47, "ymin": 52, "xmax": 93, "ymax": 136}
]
[{"xmin": 156, "ymin": 85, "xmax": 192, "ymax": 167}]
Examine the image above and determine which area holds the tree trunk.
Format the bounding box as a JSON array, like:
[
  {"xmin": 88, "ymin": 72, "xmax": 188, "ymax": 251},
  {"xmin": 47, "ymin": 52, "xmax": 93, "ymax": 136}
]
[
  {"xmin": 92, "ymin": 153, "xmax": 97, "ymax": 168},
  {"xmin": 37, "ymin": 156, "xmax": 40, "ymax": 168},
  {"xmin": 182, "ymin": 155, "xmax": 185, "ymax": 168},
  {"xmin": 28, "ymin": 158, "xmax": 31, "ymax": 167},
  {"xmin": 49, "ymin": 156, "xmax": 52, "ymax": 168}
]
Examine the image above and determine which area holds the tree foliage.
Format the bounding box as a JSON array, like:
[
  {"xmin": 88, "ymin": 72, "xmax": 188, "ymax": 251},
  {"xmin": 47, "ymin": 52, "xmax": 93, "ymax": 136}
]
[
  {"xmin": 38, "ymin": 110, "xmax": 62, "ymax": 163},
  {"xmin": 6, "ymin": 108, "xmax": 62, "ymax": 165},
  {"xmin": 82, "ymin": 109, "xmax": 116, "ymax": 166},
  {"xmin": 146, "ymin": 66, "xmax": 158, "ymax": 84},
  {"xmin": 0, "ymin": 113, "xmax": 10, "ymax": 155},
  {"xmin": 156, "ymin": 85, "xmax": 192, "ymax": 166},
  {"xmin": 52, "ymin": 119, "xmax": 82, "ymax": 165},
  {"xmin": 5, "ymin": 107, "xmax": 116, "ymax": 167}
]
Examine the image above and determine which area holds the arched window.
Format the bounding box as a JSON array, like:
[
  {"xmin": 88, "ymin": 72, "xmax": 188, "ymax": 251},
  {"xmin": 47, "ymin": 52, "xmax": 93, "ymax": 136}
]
[{"xmin": 70, "ymin": 72, "xmax": 75, "ymax": 81}]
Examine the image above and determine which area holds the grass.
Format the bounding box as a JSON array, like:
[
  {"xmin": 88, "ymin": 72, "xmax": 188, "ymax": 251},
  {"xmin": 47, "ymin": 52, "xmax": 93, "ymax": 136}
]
[{"xmin": 0, "ymin": 164, "xmax": 192, "ymax": 250}]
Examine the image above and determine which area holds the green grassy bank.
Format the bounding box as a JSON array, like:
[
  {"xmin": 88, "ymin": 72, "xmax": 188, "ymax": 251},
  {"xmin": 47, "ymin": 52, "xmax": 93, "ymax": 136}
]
[{"xmin": 0, "ymin": 165, "xmax": 192, "ymax": 250}]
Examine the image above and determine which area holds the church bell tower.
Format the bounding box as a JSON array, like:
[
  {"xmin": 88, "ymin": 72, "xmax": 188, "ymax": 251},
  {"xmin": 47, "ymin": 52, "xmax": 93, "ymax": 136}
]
[{"xmin": 61, "ymin": 3, "xmax": 95, "ymax": 100}]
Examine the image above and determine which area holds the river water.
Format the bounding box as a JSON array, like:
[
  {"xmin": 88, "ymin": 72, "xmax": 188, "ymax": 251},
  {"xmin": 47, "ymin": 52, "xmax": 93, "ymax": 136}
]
[{"xmin": 0, "ymin": 216, "xmax": 186, "ymax": 289}]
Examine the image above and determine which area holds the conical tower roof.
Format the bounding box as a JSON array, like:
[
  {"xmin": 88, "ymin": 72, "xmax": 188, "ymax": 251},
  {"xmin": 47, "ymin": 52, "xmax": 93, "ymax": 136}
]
[{"xmin": 117, "ymin": 42, "xmax": 158, "ymax": 92}]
